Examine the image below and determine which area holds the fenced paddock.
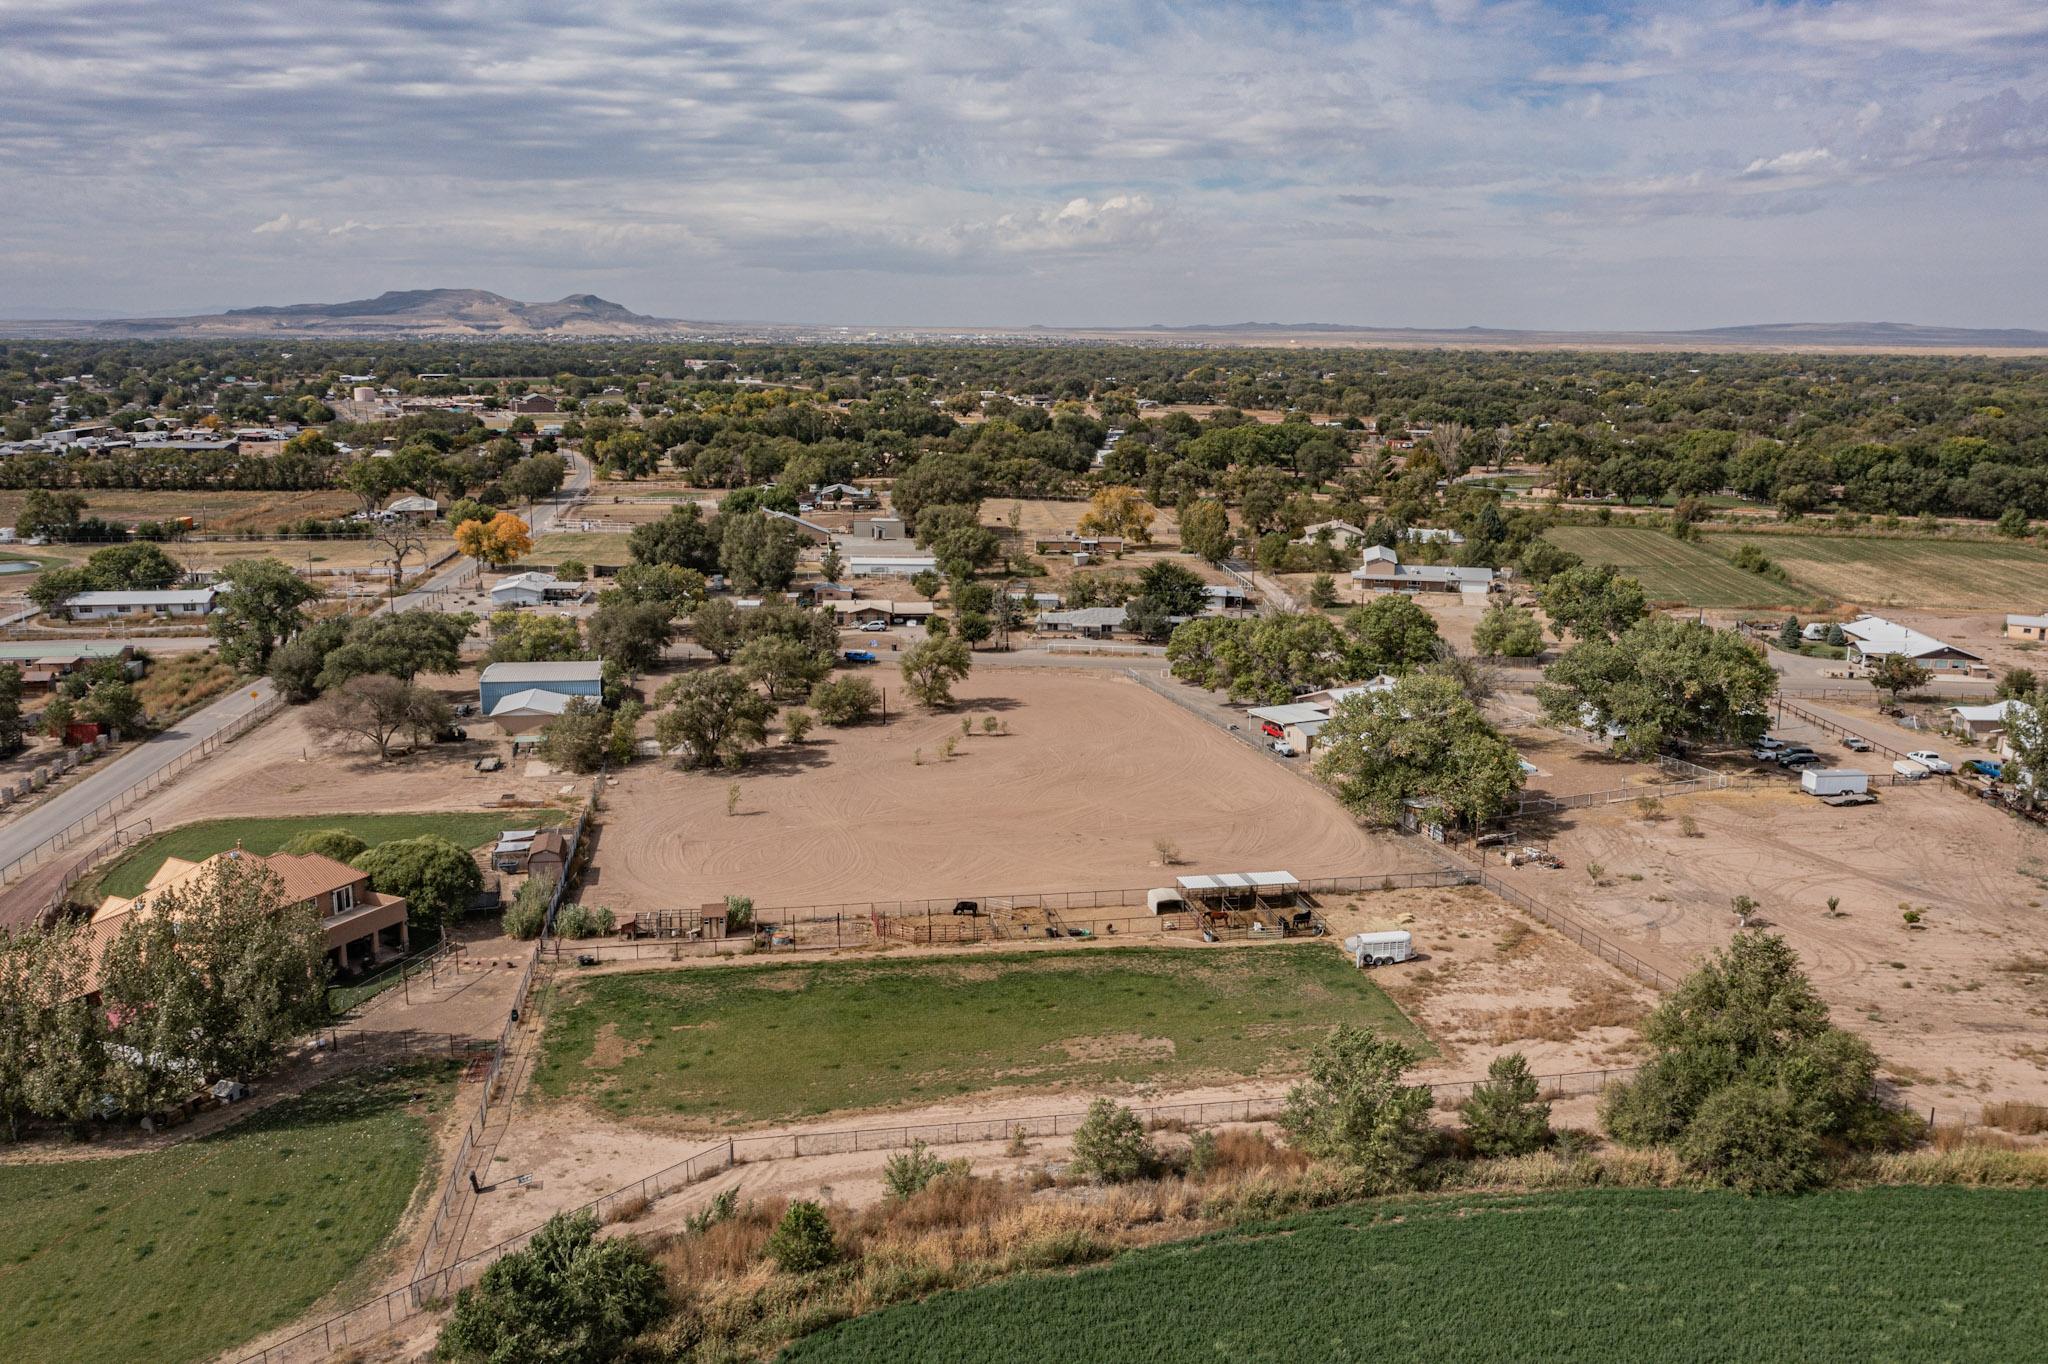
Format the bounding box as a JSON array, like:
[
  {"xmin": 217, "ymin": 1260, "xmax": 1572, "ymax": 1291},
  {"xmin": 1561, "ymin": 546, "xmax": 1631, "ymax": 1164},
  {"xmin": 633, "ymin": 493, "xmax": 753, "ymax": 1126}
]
[{"xmin": 553, "ymin": 870, "xmax": 1465, "ymax": 961}]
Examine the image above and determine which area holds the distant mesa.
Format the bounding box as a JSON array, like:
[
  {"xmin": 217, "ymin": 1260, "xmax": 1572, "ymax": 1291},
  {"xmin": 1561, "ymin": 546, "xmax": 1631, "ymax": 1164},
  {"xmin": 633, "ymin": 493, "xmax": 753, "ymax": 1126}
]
[
  {"xmin": 11, "ymin": 288, "xmax": 678, "ymax": 338},
  {"xmin": 1, "ymin": 295, "xmax": 2043, "ymax": 352}
]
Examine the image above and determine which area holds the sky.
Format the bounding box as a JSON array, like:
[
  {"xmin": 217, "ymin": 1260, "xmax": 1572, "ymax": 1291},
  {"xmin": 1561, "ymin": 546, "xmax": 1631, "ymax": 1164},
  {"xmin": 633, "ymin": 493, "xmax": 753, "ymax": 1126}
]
[{"xmin": 1, "ymin": 0, "xmax": 2046, "ymax": 330}]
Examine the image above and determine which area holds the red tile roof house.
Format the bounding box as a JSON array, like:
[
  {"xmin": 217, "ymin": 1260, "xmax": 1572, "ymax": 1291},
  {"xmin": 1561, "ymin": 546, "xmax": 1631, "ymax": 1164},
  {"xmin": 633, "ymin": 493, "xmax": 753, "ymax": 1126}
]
[{"xmin": 86, "ymin": 849, "xmax": 411, "ymax": 997}]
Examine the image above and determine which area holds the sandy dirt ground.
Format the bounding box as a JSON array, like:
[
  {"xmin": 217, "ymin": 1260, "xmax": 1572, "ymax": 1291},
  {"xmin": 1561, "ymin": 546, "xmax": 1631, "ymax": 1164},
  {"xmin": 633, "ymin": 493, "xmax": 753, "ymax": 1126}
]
[
  {"xmin": 588, "ymin": 668, "xmax": 1439, "ymax": 913},
  {"xmin": 1491, "ymin": 781, "xmax": 2048, "ymax": 1112},
  {"xmin": 75, "ymin": 678, "xmax": 565, "ymax": 835}
]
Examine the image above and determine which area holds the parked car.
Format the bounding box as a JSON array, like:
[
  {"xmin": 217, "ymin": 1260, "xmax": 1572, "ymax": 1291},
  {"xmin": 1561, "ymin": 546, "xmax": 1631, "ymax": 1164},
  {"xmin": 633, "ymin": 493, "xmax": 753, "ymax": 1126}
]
[
  {"xmin": 434, "ymin": 725, "xmax": 467, "ymax": 743},
  {"xmin": 1777, "ymin": 749, "xmax": 1823, "ymax": 768},
  {"xmin": 475, "ymin": 755, "xmax": 504, "ymax": 772},
  {"xmin": 842, "ymin": 649, "xmax": 877, "ymax": 664},
  {"xmin": 1753, "ymin": 736, "xmax": 1788, "ymax": 754},
  {"xmin": 1842, "ymin": 736, "xmax": 1873, "ymax": 752},
  {"xmin": 1905, "ymin": 750, "xmax": 1953, "ymax": 774},
  {"xmin": 1270, "ymin": 739, "xmax": 1297, "ymax": 757}
]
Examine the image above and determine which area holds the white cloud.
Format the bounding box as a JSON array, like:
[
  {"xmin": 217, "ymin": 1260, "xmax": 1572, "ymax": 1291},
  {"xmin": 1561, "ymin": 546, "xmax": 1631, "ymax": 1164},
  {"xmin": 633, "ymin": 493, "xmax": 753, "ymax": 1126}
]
[{"xmin": 0, "ymin": 0, "xmax": 2043, "ymax": 327}]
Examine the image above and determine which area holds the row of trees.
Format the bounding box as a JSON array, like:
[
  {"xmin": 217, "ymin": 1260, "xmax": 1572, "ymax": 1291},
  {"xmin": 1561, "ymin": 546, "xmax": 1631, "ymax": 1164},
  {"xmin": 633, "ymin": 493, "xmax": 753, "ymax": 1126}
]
[{"xmin": 1166, "ymin": 595, "xmax": 1448, "ymax": 704}]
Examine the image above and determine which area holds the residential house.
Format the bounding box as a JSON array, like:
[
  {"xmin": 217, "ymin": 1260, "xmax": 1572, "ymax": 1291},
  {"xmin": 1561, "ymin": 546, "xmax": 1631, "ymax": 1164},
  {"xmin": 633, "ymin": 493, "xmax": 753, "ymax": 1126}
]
[
  {"xmin": 489, "ymin": 572, "xmax": 585, "ymax": 608},
  {"xmin": 1035, "ymin": 606, "xmax": 1128, "ymax": 638},
  {"xmin": 59, "ymin": 588, "xmax": 218, "ymax": 621},
  {"xmin": 829, "ymin": 600, "xmax": 935, "ymax": 629},
  {"xmin": 1839, "ymin": 615, "xmax": 1983, "ymax": 673},
  {"xmin": 1295, "ymin": 520, "xmax": 1368, "ymax": 548},
  {"xmin": 810, "ymin": 483, "xmax": 879, "ymax": 508},
  {"xmin": 88, "ymin": 848, "xmax": 410, "ymax": 984},
  {"xmin": 1350, "ymin": 546, "xmax": 1498, "ymax": 595},
  {"xmin": 2006, "ymin": 612, "xmax": 2048, "ymax": 642},
  {"xmin": 846, "ymin": 555, "xmax": 938, "ymax": 578},
  {"xmin": 1949, "ymin": 699, "xmax": 2037, "ymax": 757}
]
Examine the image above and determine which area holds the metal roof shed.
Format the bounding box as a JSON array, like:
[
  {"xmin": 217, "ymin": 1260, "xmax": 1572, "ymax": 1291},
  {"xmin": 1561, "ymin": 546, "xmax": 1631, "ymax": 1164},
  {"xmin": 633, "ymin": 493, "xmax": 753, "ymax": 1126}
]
[{"xmin": 1175, "ymin": 870, "xmax": 1300, "ymax": 907}]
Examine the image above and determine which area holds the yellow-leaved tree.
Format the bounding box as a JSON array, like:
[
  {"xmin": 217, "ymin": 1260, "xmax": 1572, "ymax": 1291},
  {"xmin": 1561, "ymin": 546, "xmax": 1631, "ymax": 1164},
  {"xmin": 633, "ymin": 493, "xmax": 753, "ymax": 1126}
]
[
  {"xmin": 455, "ymin": 511, "xmax": 533, "ymax": 570},
  {"xmin": 1077, "ymin": 484, "xmax": 1155, "ymax": 545}
]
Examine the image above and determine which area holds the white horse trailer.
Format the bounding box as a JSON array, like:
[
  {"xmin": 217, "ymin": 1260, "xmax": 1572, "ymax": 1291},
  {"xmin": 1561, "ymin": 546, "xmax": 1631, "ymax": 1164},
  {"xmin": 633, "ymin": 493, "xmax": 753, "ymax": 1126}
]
[{"xmin": 1345, "ymin": 930, "xmax": 1413, "ymax": 967}]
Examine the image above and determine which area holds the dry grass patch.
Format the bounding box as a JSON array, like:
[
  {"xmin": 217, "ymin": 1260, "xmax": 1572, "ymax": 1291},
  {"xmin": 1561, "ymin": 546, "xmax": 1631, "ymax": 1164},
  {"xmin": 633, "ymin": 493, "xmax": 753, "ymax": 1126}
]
[
  {"xmin": 135, "ymin": 650, "xmax": 240, "ymax": 720},
  {"xmin": 1486, "ymin": 980, "xmax": 1648, "ymax": 1046},
  {"xmin": 1980, "ymin": 1101, "xmax": 2048, "ymax": 1135}
]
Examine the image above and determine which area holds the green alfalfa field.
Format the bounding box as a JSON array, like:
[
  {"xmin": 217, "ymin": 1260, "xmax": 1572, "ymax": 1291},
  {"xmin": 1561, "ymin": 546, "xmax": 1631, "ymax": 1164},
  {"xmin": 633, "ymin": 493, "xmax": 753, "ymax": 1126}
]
[{"xmin": 782, "ymin": 1185, "xmax": 2048, "ymax": 1363}]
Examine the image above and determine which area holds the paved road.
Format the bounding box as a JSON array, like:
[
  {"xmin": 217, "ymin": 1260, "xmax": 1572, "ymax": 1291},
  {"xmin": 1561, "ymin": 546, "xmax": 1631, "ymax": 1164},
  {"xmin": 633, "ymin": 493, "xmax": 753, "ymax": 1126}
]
[
  {"xmin": 0, "ymin": 676, "xmax": 276, "ymax": 875},
  {"xmin": 0, "ymin": 452, "xmax": 596, "ymax": 872}
]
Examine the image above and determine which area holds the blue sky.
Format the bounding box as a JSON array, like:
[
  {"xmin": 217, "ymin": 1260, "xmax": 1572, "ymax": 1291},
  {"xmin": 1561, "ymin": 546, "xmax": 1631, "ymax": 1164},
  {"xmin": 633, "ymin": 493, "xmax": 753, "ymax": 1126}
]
[{"xmin": 1, "ymin": 0, "xmax": 2045, "ymax": 328}]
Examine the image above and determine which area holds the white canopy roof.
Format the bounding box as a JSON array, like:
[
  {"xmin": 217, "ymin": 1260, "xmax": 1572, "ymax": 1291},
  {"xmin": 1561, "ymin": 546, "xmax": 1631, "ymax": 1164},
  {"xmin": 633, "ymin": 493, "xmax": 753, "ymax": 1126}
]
[{"xmin": 1176, "ymin": 871, "xmax": 1298, "ymax": 892}]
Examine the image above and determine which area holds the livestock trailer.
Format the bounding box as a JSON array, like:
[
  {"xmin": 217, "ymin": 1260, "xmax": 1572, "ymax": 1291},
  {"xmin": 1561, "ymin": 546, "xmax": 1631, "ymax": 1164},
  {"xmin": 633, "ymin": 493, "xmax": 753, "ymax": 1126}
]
[{"xmin": 1345, "ymin": 930, "xmax": 1413, "ymax": 967}]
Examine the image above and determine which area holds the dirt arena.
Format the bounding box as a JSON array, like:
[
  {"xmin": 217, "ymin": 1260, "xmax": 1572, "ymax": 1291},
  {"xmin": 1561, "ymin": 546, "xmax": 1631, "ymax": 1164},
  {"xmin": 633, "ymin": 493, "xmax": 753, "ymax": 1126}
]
[
  {"xmin": 1495, "ymin": 782, "xmax": 2048, "ymax": 1110},
  {"xmin": 589, "ymin": 668, "xmax": 1438, "ymax": 912}
]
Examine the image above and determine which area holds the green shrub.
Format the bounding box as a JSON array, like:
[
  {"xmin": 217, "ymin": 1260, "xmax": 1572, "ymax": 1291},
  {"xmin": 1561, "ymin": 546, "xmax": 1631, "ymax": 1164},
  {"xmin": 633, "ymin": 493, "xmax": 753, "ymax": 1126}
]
[
  {"xmin": 280, "ymin": 828, "xmax": 368, "ymax": 862},
  {"xmin": 809, "ymin": 675, "xmax": 880, "ymax": 726},
  {"xmin": 501, "ymin": 875, "xmax": 555, "ymax": 941},
  {"xmin": 1278, "ymin": 1026, "xmax": 1433, "ymax": 1182},
  {"xmin": 552, "ymin": 903, "xmax": 616, "ymax": 939},
  {"xmin": 766, "ymin": 1200, "xmax": 838, "ymax": 1273},
  {"xmin": 1070, "ymin": 1099, "xmax": 1153, "ymax": 1183},
  {"xmin": 883, "ymin": 1140, "xmax": 949, "ymax": 1200},
  {"xmin": 437, "ymin": 1210, "xmax": 664, "ymax": 1364},
  {"xmin": 724, "ymin": 894, "xmax": 754, "ymax": 931},
  {"xmin": 1459, "ymin": 1052, "xmax": 1553, "ymax": 1157},
  {"xmin": 1674, "ymin": 1083, "xmax": 1826, "ymax": 1194}
]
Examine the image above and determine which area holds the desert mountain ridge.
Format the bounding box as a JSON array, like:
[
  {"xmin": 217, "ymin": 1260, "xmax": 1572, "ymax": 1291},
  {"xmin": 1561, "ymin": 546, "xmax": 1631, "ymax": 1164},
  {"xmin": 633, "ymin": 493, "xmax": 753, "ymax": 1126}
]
[{"xmin": 1, "ymin": 291, "xmax": 2043, "ymax": 352}]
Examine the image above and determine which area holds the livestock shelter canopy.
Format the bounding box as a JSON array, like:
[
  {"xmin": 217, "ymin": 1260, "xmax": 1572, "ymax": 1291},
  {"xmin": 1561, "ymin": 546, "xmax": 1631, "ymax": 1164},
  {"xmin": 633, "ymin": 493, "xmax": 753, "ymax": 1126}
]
[{"xmin": 1175, "ymin": 871, "xmax": 1300, "ymax": 907}]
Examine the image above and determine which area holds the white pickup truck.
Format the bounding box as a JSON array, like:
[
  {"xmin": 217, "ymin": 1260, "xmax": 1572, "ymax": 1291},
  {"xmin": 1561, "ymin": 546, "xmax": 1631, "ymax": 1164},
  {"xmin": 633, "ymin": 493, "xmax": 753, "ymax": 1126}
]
[{"xmin": 1905, "ymin": 750, "xmax": 1953, "ymax": 774}]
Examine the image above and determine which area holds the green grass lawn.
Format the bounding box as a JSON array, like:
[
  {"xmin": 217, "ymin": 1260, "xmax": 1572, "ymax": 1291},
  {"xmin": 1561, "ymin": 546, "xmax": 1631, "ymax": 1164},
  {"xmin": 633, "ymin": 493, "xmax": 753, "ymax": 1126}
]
[
  {"xmin": 92, "ymin": 811, "xmax": 562, "ymax": 900},
  {"xmin": 0, "ymin": 1065, "xmax": 453, "ymax": 1364},
  {"xmin": 1544, "ymin": 525, "xmax": 1825, "ymax": 609},
  {"xmin": 538, "ymin": 948, "xmax": 1428, "ymax": 1126},
  {"xmin": 782, "ymin": 1186, "xmax": 2048, "ymax": 1364},
  {"xmin": 1712, "ymin": 531, "xmax": 2048, "ymax": 610}
]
